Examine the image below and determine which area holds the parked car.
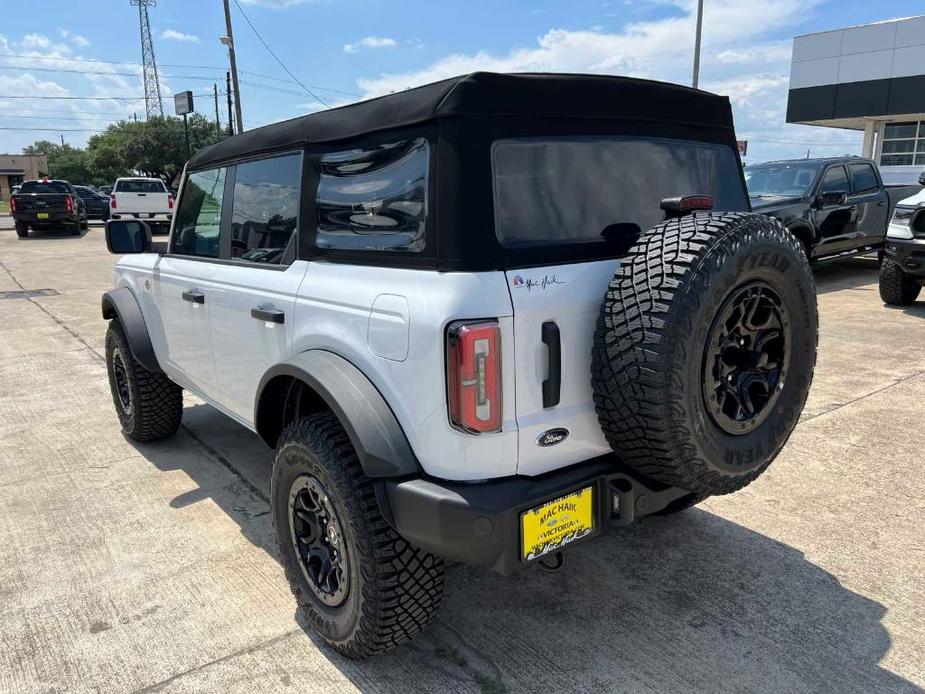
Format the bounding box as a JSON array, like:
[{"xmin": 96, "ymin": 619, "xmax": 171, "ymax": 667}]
[
  {"xmin": 100, "ymin": 72, "xmax": 818, "ymax": 658},
  {"xmin": 745, "ymin": 157, "xmax": 915, "ymax": 262},
  {"xmin": 919, "ymin": 170, "xmax": 925, "ymax": 186},
  {"xmin": 97, "ymin": 185, "xmax": 113, "ymax": 196},
  {"xmin": 880, "ymin": 187, "xmax": 925, "ymax": 305},
  {"xmin": 11, "ymin": 184, "xmax": 20, "ymax": 196},
  {"xmin": 75, "ymin": 185, "xmax": 110, "ymax": 221},
  {"xmin": 109, "ymin": 177, "xmax": 173, "ymax": 233},
  {"xmin": 10, "ymin": 178, "xmax": 87, "ymax": 237}
]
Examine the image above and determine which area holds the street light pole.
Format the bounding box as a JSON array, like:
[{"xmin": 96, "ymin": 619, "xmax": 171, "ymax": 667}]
[
  {"xmin": 221, "ymin": 0, "xmax": 244, "ymax": 134},
  {"xmin": 692, "ymin": 0, "xmax": 704, "ymax": 89}
]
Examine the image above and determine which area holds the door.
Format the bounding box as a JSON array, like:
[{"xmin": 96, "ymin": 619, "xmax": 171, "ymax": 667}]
[
  {"xmin": 848, "ymin": 162, "xmax": 889, "ymax": 247},
  {"xmin": 150, "ymin": 166, "xmax": 228, "ymax": 398},
  {"xmin": 812, "ymin": 165, "xmax": 857, "ymax": 255},
  {"xmin": 492, "ymin": 136, "xmax": 749, "ymax": 476},
  {"xmin": 206, "ymin": 152, "xmax": 305, "ymax": 423}
]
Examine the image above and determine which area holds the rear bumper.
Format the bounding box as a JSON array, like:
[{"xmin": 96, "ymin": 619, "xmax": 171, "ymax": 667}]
[
  {"xmin": 382, "ymin": 455, "xmax": 689, "ymax": 575},
  {"xmin": 14, "ymin": 211, "xmax": 77, "ymax": 224},
  {"xmin": 884, "ymin": 238, "xmax": 925, "ymax": 277},
  {"xmin": 110, "ymin": 212, "xmax": 172, "ymax": 223}
]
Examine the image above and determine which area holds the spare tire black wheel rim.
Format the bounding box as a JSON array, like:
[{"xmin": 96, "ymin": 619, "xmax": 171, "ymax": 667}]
[
  {"xmin": 703, "ymin": 281, "xmax": 791, "ymax": 436},
  {"xmin": 112, "ymin": 348, "xmax": 132, "ymax": 415},
  {"xmin": 288, "ymin": 475, "xmax": 349, "ymax": 607}
]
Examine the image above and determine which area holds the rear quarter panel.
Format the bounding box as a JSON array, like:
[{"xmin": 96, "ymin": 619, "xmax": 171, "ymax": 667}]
[{"xmin": 293, "ymin": 262, "xmax": 518, "ymax": 481}]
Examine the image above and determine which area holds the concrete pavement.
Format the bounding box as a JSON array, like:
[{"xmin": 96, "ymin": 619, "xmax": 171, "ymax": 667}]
[{"xmin": 0, "ymin": 222, "xmax": 922, "ymax": 693}]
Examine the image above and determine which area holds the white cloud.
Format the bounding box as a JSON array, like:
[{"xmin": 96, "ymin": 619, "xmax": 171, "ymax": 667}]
[
  {"xmin": 343, "ymin": 36, "xmax": 398, "ymax": 54},
  {"xmin": 353, "ymin": 0, "xmax": 864, "ymax": 162},
  {"xmin": 161, "ymin": 29, "xmax": 199, "ymax": 43},
  {"xmin": 58, "ymin": 29, "xmax": 90, "ymax": 48}
]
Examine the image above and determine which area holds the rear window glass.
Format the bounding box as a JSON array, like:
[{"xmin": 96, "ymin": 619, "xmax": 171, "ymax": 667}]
[
  {"xmin": 19, "ymin": 181, "xmax": 69, "ymax": 194},
  {"xmin": 115, "ymin": 179, "xmax": 167, "ymax": 193},
  {"xmin": 492, "ymin": 138, "xmax": 747, "ymax": 248},
  {"xmin": 315, "ymin": 138, "xmax": 428, "ymax": 253}
]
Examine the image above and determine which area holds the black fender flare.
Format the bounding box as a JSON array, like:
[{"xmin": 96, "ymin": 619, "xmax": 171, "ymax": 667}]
[
  {"xmin": 101, "ymin": 287, "xmax": 162, "ymax": 373},
  {"xmin": 255, "ymin": 351, "xmax": 421, "ymax": 478}
]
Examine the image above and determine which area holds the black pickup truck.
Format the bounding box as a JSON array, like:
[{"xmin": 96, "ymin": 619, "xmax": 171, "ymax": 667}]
[
  {"xmin": 10, "ymin": 179, "xmax": 88, "ymax": 238},
  {"xmin": 745, "ymin": 157, "xmax": 919, "ymax": 262}
]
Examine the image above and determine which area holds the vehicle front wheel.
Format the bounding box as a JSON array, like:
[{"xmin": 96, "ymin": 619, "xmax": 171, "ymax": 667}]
[
  {"xmin": 105, "ymin": 321, "xmax": 182, "ymax": 441},
  {"xmin": 272, "ymin": 412, "xmax": 444, "ymax": 659},
  {"xmin": 879, "ymin": 259, "xmax": 921, "ymax": 305},
  {"xmin": 14, "ymin": 222, "xmax": 28, "ymax": 238}
]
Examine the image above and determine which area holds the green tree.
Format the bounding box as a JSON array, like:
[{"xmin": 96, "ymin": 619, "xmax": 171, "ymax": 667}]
[{"xmin": 24, "ymin": 114, "xmax": 224, "ymax": 187}]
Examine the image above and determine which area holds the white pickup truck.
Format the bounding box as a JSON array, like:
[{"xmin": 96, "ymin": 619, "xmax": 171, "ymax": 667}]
[{"xmin": 109, "ymin": 177, "xmax": 174, "ymax": 233}]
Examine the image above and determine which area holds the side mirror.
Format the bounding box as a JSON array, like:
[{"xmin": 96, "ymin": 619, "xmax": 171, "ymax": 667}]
[
  {"xmin": 816, "ymin": 191, "xmax": 847, "ymax": 208},
  {"xmin": 918, "ymin": 171, "xmax": 925, "ymax": 186},
  {"xmin": 106, "ymin": 219, "xmax": 154, "ymax": 254}
]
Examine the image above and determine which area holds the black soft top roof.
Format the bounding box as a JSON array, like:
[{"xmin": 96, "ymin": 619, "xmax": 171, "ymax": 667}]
[{"xmin": 188, "ymin": 71, "xmax": 734, "ymax": 169}]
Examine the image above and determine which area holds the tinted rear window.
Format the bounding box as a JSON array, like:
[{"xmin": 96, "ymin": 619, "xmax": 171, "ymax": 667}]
[
  {"xmin": 492, "ymin": 138, "xmax": 746, "ymax": 248},
  {"xmin": 115, "ymin": 179, "xmax": 167, "ymax": 193},
  {"xmin": 20, "ymin": 181, "xmax": 69, "ymax": 194}
]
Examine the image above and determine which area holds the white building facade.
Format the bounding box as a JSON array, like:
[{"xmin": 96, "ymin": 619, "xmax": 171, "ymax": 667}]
[{"xmin": 787, "ymin": 16, "xmax": 925, "ymax": 184}]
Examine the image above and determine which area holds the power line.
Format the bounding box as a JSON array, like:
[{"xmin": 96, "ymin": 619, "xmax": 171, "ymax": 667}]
[
  {"xmin": 231, "ymin": 0, "xmax": 331, "ymax": 108},
  {"xmin": 0, "ymin": 126, "xmax": 107, "ymax": 132},
  {"xmin": 0, "ymin": 52, "xmax": 358, "ymax": 96},
  {"xmin": 0, "ymin": 92, "xmax": 215, "ymax": 101}
]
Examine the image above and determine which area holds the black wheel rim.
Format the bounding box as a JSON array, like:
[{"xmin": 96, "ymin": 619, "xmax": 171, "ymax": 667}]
[
  {"xmin": 288, "ymin": 475, "xmax": 349, "ymax": 607},
  {"xmin": 112, "ymin": 348, "xmax": 132, "ymax": 415},
  {"xmin": 702, "ymin": 282, "xmax": 790, "ymax": 436}
]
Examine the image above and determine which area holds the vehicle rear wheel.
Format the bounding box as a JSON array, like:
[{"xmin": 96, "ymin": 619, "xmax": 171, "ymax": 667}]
[
  {"xmin": 14, "ymin": 222, "xmax": 28, "ymax": 238},
  {"xmin": 272, "ymin": 412, "xmax": 444, "ymax": 659},
  {"xmin": 105, "ymin": 320, "xmax": 182, "ymax": 441},
  {"xmin": 879, "ymin": 259, "xmax": 921, "ymax": 305},
  {"xmin": 592, "ymin": 212, "xmax": 818, "ymax": 495}
]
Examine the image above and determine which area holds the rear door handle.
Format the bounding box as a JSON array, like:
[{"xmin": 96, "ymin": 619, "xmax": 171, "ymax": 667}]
[
  {"xmin": 181, "ymin": 289, "xmax": 204, "ymax": 304},
  {"xmin": 542, "ymin": 321, "xmax": 561, "ymax": 408},
  {"xmin": 251, "ymin": 306, "xmax": 285, "ymax": 324}
]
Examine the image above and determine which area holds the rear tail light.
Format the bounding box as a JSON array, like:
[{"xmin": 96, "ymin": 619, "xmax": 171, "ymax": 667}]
[
  {"xmin": 110, "ymin": 194, "xmax": 117, "ymax": 209},
  {"xmin": 660, "ymin": 195, "xmax": 714, "ymax": 217},
  {"xmin": 167, "ymin": 193, "xmax": 174, "ymax": 209},
  {"xmin": 9, "ymin": 196, "xmax": 15, "ymax": 212},
  {"xmin": 446, "ymin": 320, "xmax": 502, "ymax": 433},
  {"xmin": 65, "ymin": 195, "xmax": 74, "ymax": 214}
]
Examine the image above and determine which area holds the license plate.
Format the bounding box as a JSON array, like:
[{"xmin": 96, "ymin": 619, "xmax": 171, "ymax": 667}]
[
  {"xmin": 521, "ymin": 486, "xmax": 594, "ymax": 561},
  {"xmin": 36, "ymin": 212, "xmax": 49, "ymax": 219}
]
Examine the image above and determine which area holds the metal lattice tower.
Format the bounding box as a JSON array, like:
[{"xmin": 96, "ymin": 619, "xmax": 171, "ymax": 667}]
[{"xmin": 131, "ymin": 0, "xmax": 164, "ymax": 119}]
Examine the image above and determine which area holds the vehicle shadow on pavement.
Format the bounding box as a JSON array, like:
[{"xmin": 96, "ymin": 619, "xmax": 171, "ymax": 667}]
[
  {"xmin": 15, "ymin": 226, "xmax": 90, "ymax": 239},
  {"xmin": 129, "ymin": 403, "xmax": 919, "ymax": 694},
  {"xmin": 813, "ymin": 257, "xmax": 880, "ymax": 295}
]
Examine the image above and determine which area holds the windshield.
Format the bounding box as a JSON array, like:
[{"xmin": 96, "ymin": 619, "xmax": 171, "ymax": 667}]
[
  {"xmin": 20, "ymin": 181, "xmax": 69, "ymax": 194},
  {"xmin": 492, "ymin": 137, "xmax": 747, "ymax": 248},
  {"xmin": 115, "ymin": 179, "xmax": 167, "ymax": 193},
  {"xmin": 745, "ymin": 164, "xmax": 822, "ymax": 197}
]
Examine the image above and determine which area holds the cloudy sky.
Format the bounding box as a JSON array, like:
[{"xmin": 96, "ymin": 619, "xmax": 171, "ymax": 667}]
[{"xmin": 0, "ymin": 0, "xmax": 921, "ymax": 163}]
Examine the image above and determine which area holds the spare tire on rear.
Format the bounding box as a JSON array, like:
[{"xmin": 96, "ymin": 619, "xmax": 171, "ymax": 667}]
[{"xmin": 591, "ymin": 212, "xmax": 817, "ymax": 495}]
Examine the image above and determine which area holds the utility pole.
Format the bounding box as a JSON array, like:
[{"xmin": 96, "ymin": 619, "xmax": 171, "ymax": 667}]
[
  {"xmin": 131, "ymin": 0, "xmax": 164, "ymax": 119},
  {"xmin": 221, "ymin": 0, "xmax": 244, "ymax": 134},
  {"xmin": 226, "ymin": 72, "xmax": 234, "ymax": 137},
  {"xmin": 691, "ymin": 0, "xmax": 704, "ymax": 89},
  {"xmin": 213, "ymin": 82, "xmax": 221, "ymax": 132},
  {"xmin": 60, "ymin": 134, "xmax": 65, "ymax": 146}
]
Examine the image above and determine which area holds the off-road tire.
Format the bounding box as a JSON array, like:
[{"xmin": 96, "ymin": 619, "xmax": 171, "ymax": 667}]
[
  {"xmin": 879, "ymin": 259, "xmax": 921, "ymax": 305},
  {"xmin": 105, "ymin": 320, "xmax": 182, "ymax": 441},
  {"xmin": 15, "ymin": 222, "xmax": 28, "ymax": 238},
  {"xmin": 272, "ymin": 413, "xmax": 444, "ymax": 659},
  {"xmin": 592, "ymin": 212, "xmax": 818, "ymax": 495}
]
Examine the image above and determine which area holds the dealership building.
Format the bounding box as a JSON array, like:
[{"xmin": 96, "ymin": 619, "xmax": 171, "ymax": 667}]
[{"xmin": 787, "ymin": 15, "xmax": 925, "ymax": 184}]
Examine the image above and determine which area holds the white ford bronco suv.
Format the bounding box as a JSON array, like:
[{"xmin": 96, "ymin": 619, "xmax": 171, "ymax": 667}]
[{"xmin": 101, "ymin": 72, "xmax": 818, "ymax": 658}]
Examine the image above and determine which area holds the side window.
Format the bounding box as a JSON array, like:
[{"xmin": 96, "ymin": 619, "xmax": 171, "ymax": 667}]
[
  {"xmin": 229, "ymin": 153, "xmax": 301, "ymax": 265},
  {"xmin": 849, "ymin": 163, "xmax": 878, "ymax": 194},
  {"xmin": 172, "ymin": 167, "xmax": 227, "ymax": 258},
  {"xmin": 819, "ymin": 166, "xmax": 848, "ymax": 194},
  {"xmin": 315, "ymin": 138, "xmax": 428, "ymax": 253}
]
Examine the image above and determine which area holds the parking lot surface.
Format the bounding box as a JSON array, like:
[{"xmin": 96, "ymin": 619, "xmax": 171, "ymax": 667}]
[{"xmin": 0, "ymin": 222, "xmax": 923, "ymax": 694}]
